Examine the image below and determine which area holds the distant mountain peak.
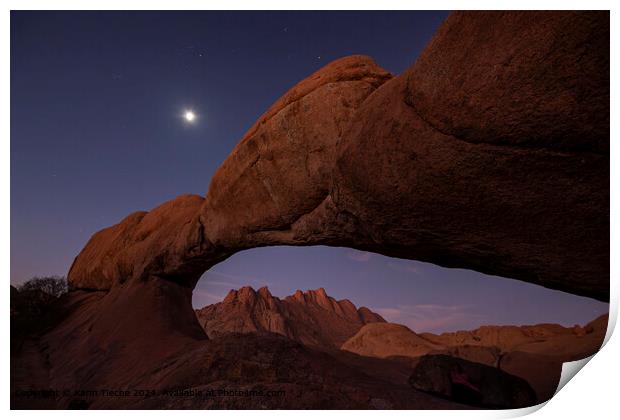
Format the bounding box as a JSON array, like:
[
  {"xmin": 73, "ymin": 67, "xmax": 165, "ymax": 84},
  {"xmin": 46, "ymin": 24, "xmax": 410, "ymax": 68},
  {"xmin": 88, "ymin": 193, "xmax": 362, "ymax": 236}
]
[{"xmin": 195, "ymin": 286, "xmax": 385, "ymax": 348}]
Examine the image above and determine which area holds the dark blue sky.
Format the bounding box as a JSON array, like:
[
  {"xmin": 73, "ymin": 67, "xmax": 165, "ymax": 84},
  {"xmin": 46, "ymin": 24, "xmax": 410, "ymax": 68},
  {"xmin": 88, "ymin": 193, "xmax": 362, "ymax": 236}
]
[{"xmin": 11, "ymin": 11, "xmax": 608, "ymax": 333}]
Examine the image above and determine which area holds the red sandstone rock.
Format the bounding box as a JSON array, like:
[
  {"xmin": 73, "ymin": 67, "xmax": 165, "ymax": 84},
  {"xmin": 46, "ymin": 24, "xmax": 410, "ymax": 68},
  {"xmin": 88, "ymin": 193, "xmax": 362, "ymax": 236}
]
[
  {"xmin": 333, "ymin": 69, "xmax": 608, "ymax": 300},
  {"xmin": 68, "ymin": 13, "xmax": 608, "ymax": 301},
  {"xmin": 494, "ymin": 316, "xmax": 608, "ymax": 403},
  {"xmin": 67, "ymin": 194, "xmax": 208, "ymax": 290},
  {"xmin": 420, "ymin": 315, "xmax": 607, "ymax": 355},
  {"xmin": 342, "ymin": 323, "xmax": 444, "ymax": 359},
  {"xmin": 342, "ymin": 315, "xmax": 607, "ymax": 404},
  {"xmin": 195, "ymin": 286, "xmax": 385, "ymax": 348},
  {"xmin": 406, "ymin": 11, "xmax": 609, "ymax": 154},
  {"xmin": 409, "ymin": 354, "xmax": 537, "ymax": 409},
  {"xmin": 12, "ymin": 326, "xmax": 469, "ymax": 409},
  {"xmin": 201, "ymin": 55, "xmax": 392, "ymax": 251}
]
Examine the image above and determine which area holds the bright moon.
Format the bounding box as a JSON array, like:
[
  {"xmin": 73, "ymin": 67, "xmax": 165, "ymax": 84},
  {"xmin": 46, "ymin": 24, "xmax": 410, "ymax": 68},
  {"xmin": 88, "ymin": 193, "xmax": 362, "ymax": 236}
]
[{"xmin": 184, "ymin": 110, "xmax": 196, "ymax": 123}]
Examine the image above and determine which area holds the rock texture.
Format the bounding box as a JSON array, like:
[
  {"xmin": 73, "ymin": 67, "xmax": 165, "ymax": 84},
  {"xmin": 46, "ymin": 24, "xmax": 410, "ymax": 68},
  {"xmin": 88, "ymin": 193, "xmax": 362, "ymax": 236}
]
[
  {"xmin": 67, "ymin": 56, "xmax": 394, "ymax": 292},
  {"xmin": 195, "ymin": 286, "xmax": 385, "ymax": 348},
  {"xmin": 67, "ymin": 12, "xmax": 609, "ymax": 301},
  {"xmin": 342, "ymin": 323, "xmax": 443, "ymax": 359},
  {"xmin": 12, "ymin": 327, "xmax": 470, "ymax": 410},
  {"xmin": 342, "ymin": 323, "xmax": 503, "ymax": 367},
  {"xmin": 497, "ymin": 315, "xmax": 608, "ymax": 402},
  {"xmin": 344, "ymin": 317, "xmax": 607, "ymax": 363},
  {"xmin": 421, "ymin": 315, "xmax": 608, "ymax": 356},
  {"xmin": 409, "ymin": 354, "xmax": 537, "ymax": 409},
  {"xmin": 342, "ymin": 315, "xmax": 607, "ymax": 403},
  {"xmin": 67, "ymin": 194, "xmax": 209, "ymax": 290},
  {"xmin": 406, "ymin": 11, "xmax": 609, "ymax": 154}
]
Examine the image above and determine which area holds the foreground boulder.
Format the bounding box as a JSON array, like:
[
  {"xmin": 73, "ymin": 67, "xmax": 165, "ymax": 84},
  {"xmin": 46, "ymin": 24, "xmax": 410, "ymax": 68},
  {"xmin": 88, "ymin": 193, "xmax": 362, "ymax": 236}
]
[
  {"xmin": 409, "ymin": 354, "xmax": 537, "ymax": 409},
  {"xmin": 343, "ymin": 316, "xmax": 607, "ymax": 403},
  {"xmin": 498, "ymin": 315, "xmax": 608, "ymax": 402}
]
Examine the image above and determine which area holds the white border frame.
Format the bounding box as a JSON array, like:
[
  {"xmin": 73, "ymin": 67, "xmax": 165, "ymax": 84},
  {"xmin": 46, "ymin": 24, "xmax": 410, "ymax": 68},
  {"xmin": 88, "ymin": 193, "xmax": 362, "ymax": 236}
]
[{"xmin": 4, "ymin": 2, "xmax": 617, "ymax": 419}]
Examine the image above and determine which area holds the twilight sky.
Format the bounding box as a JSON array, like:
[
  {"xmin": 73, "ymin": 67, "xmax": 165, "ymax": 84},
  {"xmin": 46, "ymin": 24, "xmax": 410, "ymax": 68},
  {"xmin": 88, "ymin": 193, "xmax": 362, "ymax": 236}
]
[{"xmin": 11, "ymin": 11, "xmax": 608, "ymax": 333}]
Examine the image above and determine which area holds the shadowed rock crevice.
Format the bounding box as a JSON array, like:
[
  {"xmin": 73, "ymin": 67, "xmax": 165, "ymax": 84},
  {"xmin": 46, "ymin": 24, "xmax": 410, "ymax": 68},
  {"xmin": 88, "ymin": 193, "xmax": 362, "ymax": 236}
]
[{"xmin": 332, "ymin": 63, "xmax": 608, "ymax": 300}]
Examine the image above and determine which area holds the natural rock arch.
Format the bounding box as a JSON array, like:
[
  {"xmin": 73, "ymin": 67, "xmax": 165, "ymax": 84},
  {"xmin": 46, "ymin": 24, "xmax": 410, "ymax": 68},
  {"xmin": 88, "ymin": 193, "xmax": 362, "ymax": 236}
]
[{"xmin": 69, "ymin": 11, "xmax": 609, "ymax": 302}]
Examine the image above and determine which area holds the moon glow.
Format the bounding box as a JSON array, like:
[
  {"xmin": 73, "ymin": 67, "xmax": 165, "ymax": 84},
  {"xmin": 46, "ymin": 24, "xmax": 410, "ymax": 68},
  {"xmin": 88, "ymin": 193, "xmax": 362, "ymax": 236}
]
[{"xmin": 184, "ymin": 110, "xmax": 196, "ymax": 123}]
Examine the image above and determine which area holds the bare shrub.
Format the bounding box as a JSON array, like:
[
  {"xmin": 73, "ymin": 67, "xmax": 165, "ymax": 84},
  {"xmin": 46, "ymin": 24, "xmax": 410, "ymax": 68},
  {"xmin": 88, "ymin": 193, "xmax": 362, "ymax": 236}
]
[{"xmin": 18, "ymin": 275, "xmax": 67, "ymax": 298}]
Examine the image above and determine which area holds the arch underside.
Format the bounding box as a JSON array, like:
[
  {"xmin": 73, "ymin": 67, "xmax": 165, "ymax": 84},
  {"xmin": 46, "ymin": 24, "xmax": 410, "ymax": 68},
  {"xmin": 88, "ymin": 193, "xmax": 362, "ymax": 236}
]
[{"xmin": 69, "ymin": 11, "xmax": 609, "ymax": 302}]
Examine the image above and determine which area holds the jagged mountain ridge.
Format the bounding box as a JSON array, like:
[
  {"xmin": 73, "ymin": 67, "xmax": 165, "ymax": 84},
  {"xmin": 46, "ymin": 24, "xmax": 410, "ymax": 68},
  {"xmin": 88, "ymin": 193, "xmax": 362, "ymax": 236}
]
[{"xmin": 195, "ymin": 286, "xmax": 385, "ymax": 348}]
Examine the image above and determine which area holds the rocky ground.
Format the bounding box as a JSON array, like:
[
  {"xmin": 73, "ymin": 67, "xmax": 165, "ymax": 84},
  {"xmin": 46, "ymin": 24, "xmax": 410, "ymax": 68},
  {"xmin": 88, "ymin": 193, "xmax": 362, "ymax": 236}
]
[
  {"xmin": 10, "ymin": 287, "xmax": 469, "ymax": 409},
  {"xmin": 11, "ymin": 286, "xmax": 607, "ymax": 409}
]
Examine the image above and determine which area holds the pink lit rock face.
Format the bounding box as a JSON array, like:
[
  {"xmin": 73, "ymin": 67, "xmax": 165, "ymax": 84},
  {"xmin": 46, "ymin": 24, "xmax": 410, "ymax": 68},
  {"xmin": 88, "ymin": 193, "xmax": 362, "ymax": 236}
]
[
  {"xmin": 67, "ymin": 55, "xmax": 394, "ymax": 292},
  {"xmin": 12, "ymin": 11, "xmax": 609, "ymax": 409},
  {"xmin": 68, "ymin": 12, "xmax": 608, "ymax": 301},
  {"xmin": 341, "ymin": 315, "xmax": 607, "ymax": 403},
  {"xmin": 196, "ymin": 286, "xmax": 385, "ymax": 349}
]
